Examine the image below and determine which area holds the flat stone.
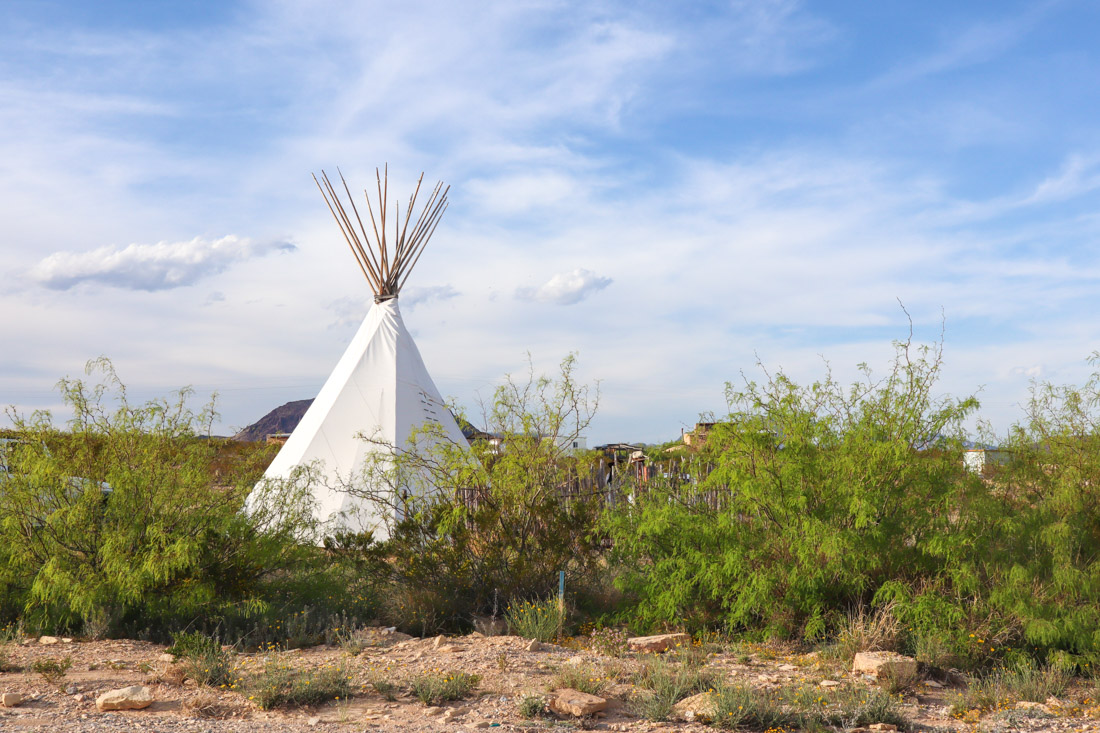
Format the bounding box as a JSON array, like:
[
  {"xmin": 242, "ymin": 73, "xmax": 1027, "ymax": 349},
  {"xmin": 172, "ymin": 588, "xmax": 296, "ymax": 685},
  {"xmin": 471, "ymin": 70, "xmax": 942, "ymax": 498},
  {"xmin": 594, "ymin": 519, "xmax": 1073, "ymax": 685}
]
[
  {"xmin": 626, "ymin": 633, "xmax": 690, "ymax": 653},
  {"xmin": 778, "ymin": 663, "xmax": 797, "ymax": 671},
  {"xmin": 851, "ymin": 652, "xmax": 917, "ymax": 687},
  {"xmin": 61, "ymin": 638, "xmax": 73, "ymax": 644},
  {"xmin": 819, "ymin": 680, "xmax": 840, "ymax": 687},
  {"xmin": 549, "ymin": 688, "xmax": 607, "ymax": 717},
  {"xmin": 923, "ymin": 679, "xmax": 943, "ymax": 688},
  {"xmin": 95, "ymin": 685, "xmax": 154, "ymax": 711},
  {"xmin": 307, "ymin": 716, "xmax": 321, "ymax": 726},
  {"xmin": 424, "ymin": 706, "xmax": 443, "ymax": 716},
  {"xmin": 868, "ymin": 725, "xmax": 898, "ymax": 732},
  {"xmin": 38, "ymin": 635, "xmax": 60, "ymax": 645},
  {"xmin": 1, "ymin": 693, "xmax": 23, "ymax": 707},
  {"xmin": 671, "ymin": 691, "xmax": 717, "ymax": 722}
]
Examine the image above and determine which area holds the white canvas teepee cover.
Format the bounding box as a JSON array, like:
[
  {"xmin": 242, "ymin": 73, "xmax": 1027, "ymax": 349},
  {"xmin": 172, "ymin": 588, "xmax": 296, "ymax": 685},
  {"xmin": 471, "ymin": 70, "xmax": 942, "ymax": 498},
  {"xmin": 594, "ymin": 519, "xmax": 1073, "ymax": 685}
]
[{"xmin": 260, "ymin": 297, "xmax": 467, "ymax": 538}]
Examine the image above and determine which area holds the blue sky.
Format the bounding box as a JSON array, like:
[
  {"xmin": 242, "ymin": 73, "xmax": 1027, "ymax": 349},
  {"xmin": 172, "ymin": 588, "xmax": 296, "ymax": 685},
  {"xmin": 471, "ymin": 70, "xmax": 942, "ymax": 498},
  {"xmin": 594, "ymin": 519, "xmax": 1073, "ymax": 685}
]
[{"xmin": 2, "ymin": 0, "xmax": 1100, "ymax": 443}]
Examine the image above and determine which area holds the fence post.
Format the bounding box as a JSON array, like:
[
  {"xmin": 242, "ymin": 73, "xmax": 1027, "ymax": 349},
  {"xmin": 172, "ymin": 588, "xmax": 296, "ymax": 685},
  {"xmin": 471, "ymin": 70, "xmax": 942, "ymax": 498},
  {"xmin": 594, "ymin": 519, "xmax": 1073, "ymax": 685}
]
[{"xmin": 558, "ymin": 570, "xmax": 565, "ymax": 637}]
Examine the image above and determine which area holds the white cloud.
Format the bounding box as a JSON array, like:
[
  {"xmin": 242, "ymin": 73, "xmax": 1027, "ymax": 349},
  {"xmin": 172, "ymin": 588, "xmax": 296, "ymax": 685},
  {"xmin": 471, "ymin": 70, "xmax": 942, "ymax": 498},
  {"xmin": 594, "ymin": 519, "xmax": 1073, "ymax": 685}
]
[
  {"xmin": 516, "ymin": 269, "xmax": 612, "ymax": 306},
  {"xmin": 32, "ymin": 236, "xmax": 295, "ymax": 291},
  {"xmin": 403, "ymin": 285, "xmax": 459, "ymax": 310}
]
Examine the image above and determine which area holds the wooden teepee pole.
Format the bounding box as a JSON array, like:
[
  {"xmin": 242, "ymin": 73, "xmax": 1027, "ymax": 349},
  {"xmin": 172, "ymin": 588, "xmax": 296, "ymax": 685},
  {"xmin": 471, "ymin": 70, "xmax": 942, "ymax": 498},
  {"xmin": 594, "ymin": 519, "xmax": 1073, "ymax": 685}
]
[{"xmin": 315, "ymin": 165, "xmax": 448, "ymax": 300}]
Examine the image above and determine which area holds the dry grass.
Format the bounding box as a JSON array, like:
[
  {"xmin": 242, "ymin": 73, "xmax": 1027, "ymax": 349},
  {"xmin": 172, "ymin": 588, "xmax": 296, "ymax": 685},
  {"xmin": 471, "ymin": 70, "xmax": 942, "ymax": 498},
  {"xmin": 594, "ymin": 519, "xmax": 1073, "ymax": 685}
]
[
  {"xmin": 181, "ymin": 690, "xmax": 231, "ymax": 719},
  {"xmin": 833, "ymin": 602, "xmax": 901, "ymax": 661}
]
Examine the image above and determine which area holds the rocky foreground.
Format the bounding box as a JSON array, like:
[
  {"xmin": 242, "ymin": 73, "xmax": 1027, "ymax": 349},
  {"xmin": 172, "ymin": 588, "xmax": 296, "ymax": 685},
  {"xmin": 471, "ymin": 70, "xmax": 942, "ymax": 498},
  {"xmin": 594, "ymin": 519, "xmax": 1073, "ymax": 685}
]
[{"xmin": 2, "ymin": 630, "xmax": 1099, "ymax": 732}]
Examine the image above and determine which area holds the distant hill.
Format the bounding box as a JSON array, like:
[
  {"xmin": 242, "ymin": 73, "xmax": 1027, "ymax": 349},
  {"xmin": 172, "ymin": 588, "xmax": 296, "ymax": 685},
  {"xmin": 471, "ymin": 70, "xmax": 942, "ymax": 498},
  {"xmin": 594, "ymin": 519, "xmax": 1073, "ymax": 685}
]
[
  {"xmin": 234, "ymin": 399, "xmax": 481, "ymax": 443},
  {"xmin": 233, "ymin": 399, "xmax": 313, "ymax": 442}
]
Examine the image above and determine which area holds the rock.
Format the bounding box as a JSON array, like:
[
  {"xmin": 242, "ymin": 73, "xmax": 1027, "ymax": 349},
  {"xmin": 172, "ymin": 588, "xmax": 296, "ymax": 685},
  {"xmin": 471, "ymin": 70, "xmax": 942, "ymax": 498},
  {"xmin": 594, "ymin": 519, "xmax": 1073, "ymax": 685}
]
[
  {"xmin": 65, "ymin": 684, "xmax": 78, "ymax": 695},
  {"xmin": 158, "ymin": 653, "xmax": 175, "ymax": 663},
  {"xmin": 95, "ymin": 685, "xmax": 154, "ymax": 711},
  {"xmin": 671, "ymin": 691, "xmax": 717, "ymax": 722},
  {"xmin": 868, "ymin": 725, "xmax": 898, "ymax": 732},
  {"xmin": 432, "ymin": 634, "xmax": 446, "ymax": 648},
  {"xmin": 1015, "ymin": 701, "xmax": 1052, "ymax": 714},
  {"xmin": 549, "ymin": 688, "xmax": 608, "ymax": 717},
  {"xmin": 851, "ymin": 652, "xmax": 918, "ymax": 687},
  {"xmin": 626, "ymin": 633, "xmax": 690, "ymax": 653},
  {"xmin": 61, "ymin": 638, "xmax": 73, "ymax": 644},
  {"xmin": 424, "ymin": 706, "xmax": 443, "ymax": 716},
  {"xmin": 307, "ymin": 716, "xmax": 321, "ymax": 726},
  {"xmin": 1, "ymin": 693, "xmax": 23, "ymax": 707},
  {"xmin": 526, "ymin": 639, "xmax": 542, "ymax": 652},
  {"xmin": 819, "ymin": 680, "xmax": 841, "ymax": 687},
  {"xmin": 923, "ymin": 679, "xmax": 943, "ymax": 688},
  {"xmin": 778, "ymin": 663, "xmax": 797, "ymax": 671},
  {"xmin": 38, "ymin": 635, "xmax": 60, "ymax": 645},
  {"xmin": 441, "ymin": 706, "xmax": 469, "ymax": 721},
  {"xmin": 471, "ymin": 723, "xmax": 490, "ymax": 729}
]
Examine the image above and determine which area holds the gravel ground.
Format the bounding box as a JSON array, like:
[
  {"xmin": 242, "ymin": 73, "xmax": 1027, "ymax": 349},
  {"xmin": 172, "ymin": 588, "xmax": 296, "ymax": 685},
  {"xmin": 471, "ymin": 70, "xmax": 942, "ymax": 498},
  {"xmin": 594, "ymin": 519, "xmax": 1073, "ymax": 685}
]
[{"xmin": 3, "ymin": 632, "xmax": 1100, "ymax": 732}]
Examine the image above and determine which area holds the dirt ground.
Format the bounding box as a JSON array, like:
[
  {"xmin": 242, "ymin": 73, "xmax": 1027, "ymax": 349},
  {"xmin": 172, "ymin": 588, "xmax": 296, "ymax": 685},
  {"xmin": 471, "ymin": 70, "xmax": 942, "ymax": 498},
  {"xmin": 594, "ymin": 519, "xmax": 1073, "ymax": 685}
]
[{"xmin": 2, "ymin": 630, "xmax": 1099, "ymax": 732}]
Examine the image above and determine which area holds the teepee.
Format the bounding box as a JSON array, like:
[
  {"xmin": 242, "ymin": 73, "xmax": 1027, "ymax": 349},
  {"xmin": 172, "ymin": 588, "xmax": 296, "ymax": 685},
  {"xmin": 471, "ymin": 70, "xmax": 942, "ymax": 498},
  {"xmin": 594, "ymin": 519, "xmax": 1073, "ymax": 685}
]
[{"xmin": 255, "ymin": 167, "xmax": 468, "ymax": 539}]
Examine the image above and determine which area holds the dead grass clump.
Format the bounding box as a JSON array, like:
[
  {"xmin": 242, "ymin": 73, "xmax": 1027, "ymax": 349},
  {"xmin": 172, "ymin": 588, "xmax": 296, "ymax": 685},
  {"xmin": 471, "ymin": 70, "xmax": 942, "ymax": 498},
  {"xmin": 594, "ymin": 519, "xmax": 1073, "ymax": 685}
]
[
  {"xmin": 182, "ymin": 690, "xmax": 232, "ymax": 719},
  {"xmin": 833, "ymin": 603, "xmax": 901, "ymax": 661}
]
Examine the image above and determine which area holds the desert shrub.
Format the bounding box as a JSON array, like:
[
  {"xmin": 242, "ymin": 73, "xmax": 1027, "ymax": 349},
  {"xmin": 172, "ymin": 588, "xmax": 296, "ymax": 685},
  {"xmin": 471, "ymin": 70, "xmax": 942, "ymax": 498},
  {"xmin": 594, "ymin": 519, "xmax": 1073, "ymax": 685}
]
[
  {"xmin": 950, "ymin": 661, "xmax": 1071, "ymax": 716},
  {"xmin": 830, "ymin": 603, "xmax": 901, "ymax": 661},
  {"xmin": 587, "ymin": 626, "xmax": 630, "ymax": 657},
  {"xmin": 979, "ymin": 359, "xmax": 1100, "ymax": 660},
  {"xmin": 408, "ymin": 669, "xmax": 480, "ymax": 705},
  {"xmin": 608, "ymin": 336, "xmax": 988, "ymax": 641},
  {"xmin": 711, "ymin": 683, "xmax": 786, "ymax": 730},
  {"xmin": 550, "ymin": 663, "xmax": 611, "ymax": 695},
  {"xmin": 246, "ymin": 657, "xmax": 351, "ymax": 710},
  {"xmin": 517, "ymin": 695, "xmax": 547, "ymax": 718},
  {"xmin": 32, "ymin": 655, "xmax": 72, "ymax": 687},
  {"xmin": 0, "ymin": 622, "xmax": 17, "ymax": 672},
  {"xmin": 167, "ymin": 631, "xmax": 234, "ymax": 688},
  {"xmin": 0, "ymin": 359, "xmax": 350, "ymax": 638},
  {"xmin": 631, "ymin": 657, "xmax": 715, "ymax": 721},
  {"xmin": 607, "ymin": 336, "xmax": 1100, "ymax": 668},
  {"xmin": 711, "ymin": 681, "xmax": 904, "ymax": 731},
  {"xmin": 814, "ymin": 684, "xmax": 906, "ymax": 729},
  {"xmin": 366, "ymin": 670, "xmax": 400, "ymax": 701},
  {"xmin": 506, "ymin": 597, "xmax": 565, "ymax": 642},
  {"xmin": 328, "ymin": 356, "xmax": 608, "ymax": 633}
]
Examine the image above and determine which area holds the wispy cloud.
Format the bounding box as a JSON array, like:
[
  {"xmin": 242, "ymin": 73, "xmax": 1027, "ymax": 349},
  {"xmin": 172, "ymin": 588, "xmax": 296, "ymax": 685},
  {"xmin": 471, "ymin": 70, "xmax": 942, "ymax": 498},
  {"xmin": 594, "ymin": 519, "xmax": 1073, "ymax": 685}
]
[
  {"xmin": 516, "ymin": 269, "xmax": 612, "ymax": 306},
  {"xmin": 403, "ymin": 285, "xmax": 459, "ymax": 310},
  {"xmin": 32, "ymin": 236, "xmax": 295, "ymax": 291},
  {"xmin": 869, "ymin": 3, "xmax": 1056, "ymax": 89}
]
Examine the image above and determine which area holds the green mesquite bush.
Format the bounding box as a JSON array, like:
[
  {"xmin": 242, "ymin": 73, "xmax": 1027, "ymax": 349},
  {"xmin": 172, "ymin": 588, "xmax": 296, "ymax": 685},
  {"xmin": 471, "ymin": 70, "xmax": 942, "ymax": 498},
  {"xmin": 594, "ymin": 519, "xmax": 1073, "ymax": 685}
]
[{"xmin": 0, "ymin": 358, "xmax": 325, "ymax": 637}]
